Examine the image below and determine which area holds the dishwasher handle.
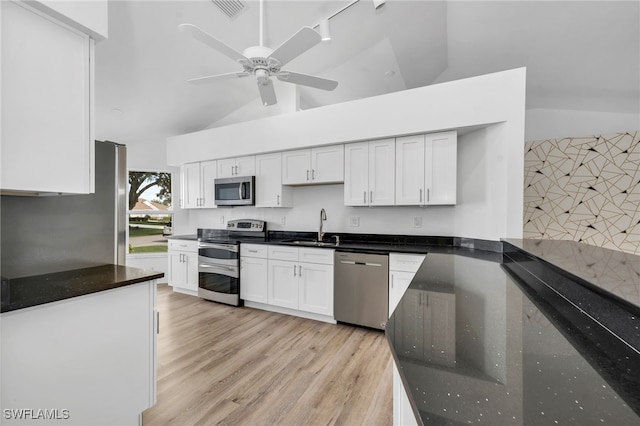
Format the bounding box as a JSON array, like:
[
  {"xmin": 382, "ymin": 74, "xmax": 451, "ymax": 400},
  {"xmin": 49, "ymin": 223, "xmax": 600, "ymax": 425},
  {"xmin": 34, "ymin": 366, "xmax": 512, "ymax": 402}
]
[{"xmin": 339, "ymin": 260, "xmax": 382, "ymax": 267}]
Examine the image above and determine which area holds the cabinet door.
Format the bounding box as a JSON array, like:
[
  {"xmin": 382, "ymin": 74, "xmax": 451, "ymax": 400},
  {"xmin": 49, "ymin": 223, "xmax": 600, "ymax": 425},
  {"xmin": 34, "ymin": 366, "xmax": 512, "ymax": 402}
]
[
  {"xmin": 236, "ymin": 156, "xmax": 256, "ymax": 176},
  {"xmin": 217, "ymin": 158, "xmax": 237, "ymax": 178},
  {"xmin": 298, "ymin": 262, "xmax": 333, "ymax": 316},
  {"xmin": 369, "ymin": 139, "xmax": 396, "ymax": 206},
  {"xmin": 182, "ymin": 162, "xmax": 201, "ymax": 209},
  {"xmin": 200, "ymin": 160, "xmax": 217, "ymax": 208},
  {"xmin": 240, "ymin": 257, "xmax": 268, "ymax": 303},
  {"xmin": 2, "ymin": 1, "xmax": 93, "ymax": 194},
  {"xmin": 425, "ymin": 131, "xmax": 457, "ymax": 205},
  {"xmin": 389, "ymin": 271, "xmax": 415, "ymax": 318},
  {"xmin": 168, "ymin": 251, "xmax": 187, "ymax": 288},
  {"xmin": 311, "ymin": 145, "xmax": 344, "ymax": 183},
  {"xmin": 395, "ymin": 135, "xmax": 426, "ymax": 205},
  {"xmin": 184, "ymin": 252, "xmax": 199, "ymax": 292},
  {"xmin": 255, "ymin": 153, "xmax": 291, "ymax": 207},
  {"xmin": 267, "ymin": 260, "xmax": 298, "ymax": 309},
  {"xmin": 282, "ymin": 149, "xmax": 311, "ymax": 185},
  {"xmin": 343, "ymin": 142, "xmax": 369, "ymax": 206}
]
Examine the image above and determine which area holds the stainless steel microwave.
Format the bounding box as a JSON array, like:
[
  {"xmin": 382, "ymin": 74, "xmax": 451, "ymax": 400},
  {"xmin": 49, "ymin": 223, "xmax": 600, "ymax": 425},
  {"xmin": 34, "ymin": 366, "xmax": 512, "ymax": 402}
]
[{"xmin": 214, "ymin": 176, "xmax": 255, "ymax": 206}]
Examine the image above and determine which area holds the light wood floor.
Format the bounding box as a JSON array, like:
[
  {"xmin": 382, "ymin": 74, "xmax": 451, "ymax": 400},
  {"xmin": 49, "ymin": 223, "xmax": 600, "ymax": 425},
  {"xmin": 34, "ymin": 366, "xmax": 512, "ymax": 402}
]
[{"xmin": 142, "ymin": 284, "xmax": 393, "ymax": 426}]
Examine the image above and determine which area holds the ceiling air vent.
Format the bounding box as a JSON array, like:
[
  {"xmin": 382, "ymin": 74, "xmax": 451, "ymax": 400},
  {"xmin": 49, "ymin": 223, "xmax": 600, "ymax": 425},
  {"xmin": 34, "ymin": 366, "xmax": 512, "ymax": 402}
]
[{"xmin": 210, "ymin": 0, "xmax": 247, "ymax": 19}]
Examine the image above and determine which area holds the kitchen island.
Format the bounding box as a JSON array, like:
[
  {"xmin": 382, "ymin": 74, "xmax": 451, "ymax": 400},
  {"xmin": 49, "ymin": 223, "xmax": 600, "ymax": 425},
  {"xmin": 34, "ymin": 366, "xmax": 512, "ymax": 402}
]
[
  {"xmin": 387, "ymin": 241, "xmax": 640, "ymax": 425},
  {"xmin": 1, "ymin": 265, "xmax": 162, "ymax": 425}
]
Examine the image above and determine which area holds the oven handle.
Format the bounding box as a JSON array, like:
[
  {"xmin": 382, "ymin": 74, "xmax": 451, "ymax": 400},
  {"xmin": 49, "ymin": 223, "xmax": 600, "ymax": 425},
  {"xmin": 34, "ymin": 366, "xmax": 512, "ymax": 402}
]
[
  {"xmin": 199, "ymin": 263, "xmax": 238, "ymax": 278},
  {"xmin": 198, "ymin": 242, "xmax": 239, "ymax": 252}
]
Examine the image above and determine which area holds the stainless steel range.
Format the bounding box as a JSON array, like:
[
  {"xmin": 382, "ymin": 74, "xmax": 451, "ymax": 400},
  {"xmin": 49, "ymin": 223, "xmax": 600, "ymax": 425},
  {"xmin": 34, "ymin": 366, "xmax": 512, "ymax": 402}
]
[{"xmin": 197, "ymin": 219, "xmax": 266, "ymax": 306}]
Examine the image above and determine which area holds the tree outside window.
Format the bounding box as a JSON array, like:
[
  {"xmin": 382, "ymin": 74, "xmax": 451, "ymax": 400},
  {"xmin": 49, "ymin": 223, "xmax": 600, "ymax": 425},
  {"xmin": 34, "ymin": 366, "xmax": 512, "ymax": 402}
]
[{"xmin": 128, "ymin": 171, "xmax": 172, "ymax": 254}]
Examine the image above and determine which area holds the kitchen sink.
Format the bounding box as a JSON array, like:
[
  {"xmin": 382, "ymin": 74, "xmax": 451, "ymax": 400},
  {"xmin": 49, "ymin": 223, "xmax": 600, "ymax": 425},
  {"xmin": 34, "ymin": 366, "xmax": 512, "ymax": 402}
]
[{"xmin": 286, "ymin": 240, "xmax": 339, "ymax": 247}]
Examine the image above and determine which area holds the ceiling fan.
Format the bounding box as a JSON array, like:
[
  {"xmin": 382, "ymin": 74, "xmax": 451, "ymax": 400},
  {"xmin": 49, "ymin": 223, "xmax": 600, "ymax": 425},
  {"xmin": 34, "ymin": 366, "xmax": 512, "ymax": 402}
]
[{"xmin": 179, "ymin": 0, "xmax": 338, "ymax": 106}]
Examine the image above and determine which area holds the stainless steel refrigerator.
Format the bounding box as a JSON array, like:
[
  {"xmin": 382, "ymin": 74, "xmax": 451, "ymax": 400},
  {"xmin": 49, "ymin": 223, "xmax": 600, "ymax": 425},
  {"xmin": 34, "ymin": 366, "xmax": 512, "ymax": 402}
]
[{"xmin": 0, "ymin": 141, "xmax": 127, "ymax": 278}]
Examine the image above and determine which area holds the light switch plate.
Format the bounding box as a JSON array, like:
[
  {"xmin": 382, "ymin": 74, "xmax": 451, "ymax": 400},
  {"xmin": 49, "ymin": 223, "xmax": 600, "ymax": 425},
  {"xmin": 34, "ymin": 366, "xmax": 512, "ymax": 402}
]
[
  {"xmin": 280, "ymin": 216, "xmax": 286, "ymax": 225},
  {"xmin": 219, "ymin": 216, "xmax": 225, "ymax": 224},
  {"xmin": 349, "ymin": 216, "xmax": 360, "ymax": 227}
]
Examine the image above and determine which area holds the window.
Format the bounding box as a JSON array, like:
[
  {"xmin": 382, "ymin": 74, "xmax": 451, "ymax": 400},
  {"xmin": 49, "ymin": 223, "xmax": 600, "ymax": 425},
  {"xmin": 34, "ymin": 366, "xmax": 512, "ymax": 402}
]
[{"xmin": 128, "ymin": 171, "xmax": 172, "ymax": 254}]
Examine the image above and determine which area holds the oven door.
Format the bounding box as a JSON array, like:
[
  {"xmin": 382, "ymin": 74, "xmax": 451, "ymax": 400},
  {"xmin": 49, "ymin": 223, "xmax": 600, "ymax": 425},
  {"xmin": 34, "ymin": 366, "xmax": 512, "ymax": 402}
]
[{"xmin": 198, "ymin": 242, "xmax": 241, "ymax": 306}]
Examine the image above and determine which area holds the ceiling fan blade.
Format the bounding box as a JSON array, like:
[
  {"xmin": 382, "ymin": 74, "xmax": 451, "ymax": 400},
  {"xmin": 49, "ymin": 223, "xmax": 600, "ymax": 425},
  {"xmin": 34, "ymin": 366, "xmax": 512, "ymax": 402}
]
[
  {"xmin": 178, "ymin": 23, "xmax": 249, "ymax": 64},
  {"xmin": 257, "ymin": 79, "xmax": 277, "ymax": 106},
  {"xmin": 276, "ymin": 71, "xmax": 338, "ymax": 91},
  {"xmin": 269, "ymin": 27, "xmax": 321, "ymax": 67},
  {"xmin": 187, "ymin": 72, "xmax": 251, "ymax": 85}
]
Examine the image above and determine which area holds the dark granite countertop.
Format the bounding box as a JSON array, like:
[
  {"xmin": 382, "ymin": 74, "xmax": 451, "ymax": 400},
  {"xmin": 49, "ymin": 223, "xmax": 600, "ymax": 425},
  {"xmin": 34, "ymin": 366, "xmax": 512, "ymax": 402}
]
[
  {"xmin": 1, "ymin": 265, "xmax": 164, "ymax": 313},
  {"xmin": 387, "ymin": 247, "xmax": 640, "ymax": 425},
  {"xmin": 504, "ymin": 239, "xmax": 640, "ymax": 310}
]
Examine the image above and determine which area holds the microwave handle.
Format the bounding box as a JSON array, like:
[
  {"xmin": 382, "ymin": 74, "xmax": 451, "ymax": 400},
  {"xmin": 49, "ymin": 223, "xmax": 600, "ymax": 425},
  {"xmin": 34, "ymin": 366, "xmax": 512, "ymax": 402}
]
[{"xmin": 238, "ymin": 182, "xmax": 244, "ymax": 200}]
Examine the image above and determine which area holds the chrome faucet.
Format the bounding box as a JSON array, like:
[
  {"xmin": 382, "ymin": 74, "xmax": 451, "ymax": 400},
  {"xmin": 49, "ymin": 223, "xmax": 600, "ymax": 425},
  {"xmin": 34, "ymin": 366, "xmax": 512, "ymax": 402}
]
[{"xmin": 319, "ymin": 208, "xmax": 327, "ymax": 242}]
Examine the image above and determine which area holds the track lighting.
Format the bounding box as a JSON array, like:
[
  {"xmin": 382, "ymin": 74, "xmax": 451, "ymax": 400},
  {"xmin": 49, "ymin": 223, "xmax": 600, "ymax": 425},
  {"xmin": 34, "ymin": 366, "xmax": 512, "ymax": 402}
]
[
  {"xmin": 373, "ymin": 0, "xmax": 386, "ymax": 9},
  {"xmin": 319, "ymin": 18, "xmax": 331, "ymax": 41}
]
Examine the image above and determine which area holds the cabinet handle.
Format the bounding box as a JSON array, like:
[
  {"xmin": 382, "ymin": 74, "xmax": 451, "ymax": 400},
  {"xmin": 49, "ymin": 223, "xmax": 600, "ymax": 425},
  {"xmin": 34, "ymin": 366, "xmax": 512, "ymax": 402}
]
[
  {"xmin": 231, "ymin": 165, "xmax": 234, "ymax": 175},
  {"xmin": 277, "ymin": 194, "xmax": 280, "ymax": 205},
  {"xmin": 248, "ymin": 249, "xmax": 258, "ymax": 253},
  {"xmin": 312, "ymin": 169, "xmax": 315, "ymax": 180},
  {"xmin": 298, "ymin": 265, "xmax": 302, "ymax": 277},
  {"xmin": 370, "ymin": 191, "xmax": 373, "ymax": 203},
  {"xmin": 235, "ymin": 165, "xmax": 239, "ymax": 175},
  {"xmin": 294, "ymin": 265, "xmax": 297, "ymax": 276},
  {"xmin": 427, "ymin": 188, "xmax": 430, "ymax": 202},
  {"xmin": 363, "ymin": 191, "xmax": 367, "ymax": 203},
  {"xmin": 419, "ymin": 189, "xmax": 423, "ymax": 203},
  {"xmin": 391, "ymin": 275, "xmax": 394, "ymax": 289},
  {"xmin": 306, "ymin": 170, "xmax": 310, "ymax": 181}
]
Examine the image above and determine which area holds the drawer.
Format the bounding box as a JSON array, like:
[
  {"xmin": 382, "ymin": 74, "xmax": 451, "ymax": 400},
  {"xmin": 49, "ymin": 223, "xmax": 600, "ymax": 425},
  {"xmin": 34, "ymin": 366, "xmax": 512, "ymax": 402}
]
[
  {"xmin": 268, "ymin": 245, "xmax": 299, "ymax": 262},
  {"xmin": 389, "ymin": 253, "xmax": 425, "ymax": 273},
  {"xmin": 298, "ymin": 247, "xmax": 334, "ymax": 265},
  {"xmin": 168, "ymin": 239, "xmax": 199, "ymax": 252},
  {"xmin": 241, "ymin": 243, "xmax": 268, "ymax": 258}
]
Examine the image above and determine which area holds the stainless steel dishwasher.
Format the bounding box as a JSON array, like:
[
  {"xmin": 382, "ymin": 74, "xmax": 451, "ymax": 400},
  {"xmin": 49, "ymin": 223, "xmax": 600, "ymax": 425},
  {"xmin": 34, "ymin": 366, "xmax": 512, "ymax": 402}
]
[{"xmin": 334, "ymin": 251, "xmax": 389, "ymax": 330}]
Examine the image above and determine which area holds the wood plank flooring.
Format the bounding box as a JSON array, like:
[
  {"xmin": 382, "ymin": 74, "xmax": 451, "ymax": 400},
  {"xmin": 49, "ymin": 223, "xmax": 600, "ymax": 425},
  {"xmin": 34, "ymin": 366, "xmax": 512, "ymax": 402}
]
[{"xmin": 142, "ymin": 284, "xmax": 393, "ymax": 426}]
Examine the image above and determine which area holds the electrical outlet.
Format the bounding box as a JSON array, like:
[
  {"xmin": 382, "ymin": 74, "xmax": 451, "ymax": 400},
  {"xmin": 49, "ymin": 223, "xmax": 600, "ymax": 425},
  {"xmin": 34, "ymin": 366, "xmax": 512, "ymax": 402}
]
[
  {"xmin": 349, "ymin": 216, "xmax": 360, "ymax": 227},
  {"xmin": 280, "ymin": 216, "xmax": 286, "ymax": 225},
  {"xmin": 413, "ymin": 217, "xmax": 422, "ymax": 228},
  {"xmin": 219, "ymin": 216, "xmax": 225, "ymax": 224}
]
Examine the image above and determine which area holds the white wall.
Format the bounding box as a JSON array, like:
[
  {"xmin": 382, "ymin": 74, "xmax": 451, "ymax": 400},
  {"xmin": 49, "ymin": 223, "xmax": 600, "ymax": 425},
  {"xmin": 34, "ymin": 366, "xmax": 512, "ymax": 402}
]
[
  {"xmin": 525, "ymin": 108, "xmax": 640, "ymax": 141},
  {"xmin": 170, "ymin": 68, "xmax": 527, "ymax": 241}
]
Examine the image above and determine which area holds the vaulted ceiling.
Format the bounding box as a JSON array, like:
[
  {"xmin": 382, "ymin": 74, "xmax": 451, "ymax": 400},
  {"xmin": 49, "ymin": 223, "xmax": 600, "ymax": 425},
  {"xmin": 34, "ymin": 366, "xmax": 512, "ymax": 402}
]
[{"xmin": 94, "ymin": 1, "xmax": 640, "ymax": 145}]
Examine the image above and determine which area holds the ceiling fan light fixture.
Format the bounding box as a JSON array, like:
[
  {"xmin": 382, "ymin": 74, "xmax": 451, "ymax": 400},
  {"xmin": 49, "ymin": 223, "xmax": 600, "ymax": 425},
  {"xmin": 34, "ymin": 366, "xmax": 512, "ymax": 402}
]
[{"xmin": 319, "ymin": 19, "xmax": 331, "ymax": 42}]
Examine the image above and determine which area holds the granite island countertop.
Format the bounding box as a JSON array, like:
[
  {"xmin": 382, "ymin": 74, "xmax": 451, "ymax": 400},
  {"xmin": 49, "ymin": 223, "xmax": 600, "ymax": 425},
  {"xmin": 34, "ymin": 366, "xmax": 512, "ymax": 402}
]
[
  {"xmin": 387, "ymin": 244, "xmax": 640, "ymax": 425},
  {"xmin": 1, "ymin": 264, "xmax": 164, "ymax": 313}
]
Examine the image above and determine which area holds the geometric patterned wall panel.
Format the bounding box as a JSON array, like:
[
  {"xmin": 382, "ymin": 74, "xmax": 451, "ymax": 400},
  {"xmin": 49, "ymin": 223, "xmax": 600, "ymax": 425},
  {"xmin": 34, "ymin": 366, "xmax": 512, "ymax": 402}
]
[{"xmin": 524, "ymin": 131, "xmax": 640, "ymax": 255}]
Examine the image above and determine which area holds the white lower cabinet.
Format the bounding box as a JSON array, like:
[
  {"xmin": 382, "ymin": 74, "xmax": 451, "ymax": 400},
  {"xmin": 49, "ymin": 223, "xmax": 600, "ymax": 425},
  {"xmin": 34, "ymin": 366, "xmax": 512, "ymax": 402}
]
[
  {"xmin": 241, "ymin": 244, "xmax": 335, "ymax": 322},
  {"xmin": 168, "ymin": 239, "xmax": 199, "ymax": 295},
  {"xmin": 297, "ymin": 262, "xmax": 334, "ymax": 316},
  {"xmin": 1, "ymin": 281, "xmax": 157, "ymax": 425},
  {"xmin": 393, "ymin": 362, "xmax": 419, "ymax": 426},
  {"xmin": 389, "ymin": 253, "xmax": 426, "ymax": 317},
  {"xmin": 268, "ymin": 259, "xmax": 299, "ymax": 309}
]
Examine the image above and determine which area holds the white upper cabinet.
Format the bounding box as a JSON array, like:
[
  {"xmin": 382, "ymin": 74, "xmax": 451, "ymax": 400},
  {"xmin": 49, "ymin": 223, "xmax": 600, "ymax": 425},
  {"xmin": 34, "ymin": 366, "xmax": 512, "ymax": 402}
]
[
  {"xmin": 1, "ymin": 1, "xmax": 95, "ymax": 195},
  {"xmin": 395, "ymin": 131, "xmax": 457, "ymax": 205},
  {"xmin": 255, "ymin": 153, "xmax": 292, "ymax": 208},
  {"xmin": 344, "ymin": 139, "xmax": 395, "ymax": 206},
  {"xmin": 217, "ymin": 156, "xmax": 256, "ymax": 178},
  {"xmin": 181, "ymin": 160, "xmax": 217, "ymax": 209},
  {"xmin": 282, "ymin": 145, "xmax": 344, "ymax": 185},
  {"xmin": 426, "ymin": 132, "xmax": 457, "ymax": 205}
]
